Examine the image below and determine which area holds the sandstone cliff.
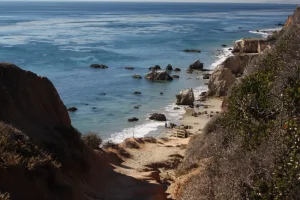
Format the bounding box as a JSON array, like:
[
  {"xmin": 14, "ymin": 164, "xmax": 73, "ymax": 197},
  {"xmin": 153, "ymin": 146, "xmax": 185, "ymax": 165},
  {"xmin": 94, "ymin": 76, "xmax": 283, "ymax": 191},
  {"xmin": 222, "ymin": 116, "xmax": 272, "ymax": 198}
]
[
  {"xmin": 208, "ymin": 54, "xmax": 258, "ymax": 96},
  {"xmin": 232, "ymin": 39, "xmax": 268, "ymax": 54}
]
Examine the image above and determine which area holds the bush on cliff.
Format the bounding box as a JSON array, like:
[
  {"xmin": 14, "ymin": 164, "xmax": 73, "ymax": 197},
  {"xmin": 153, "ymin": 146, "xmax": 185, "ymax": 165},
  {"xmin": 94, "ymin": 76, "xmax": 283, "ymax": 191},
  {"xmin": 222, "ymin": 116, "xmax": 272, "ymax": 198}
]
[
  {"xmin": 82, "ymin": 133, "xmax": 102, "ymax": 150},
  {"xmin": 177, "ymin": 9, "xmax": 300, "ymax": 200}
]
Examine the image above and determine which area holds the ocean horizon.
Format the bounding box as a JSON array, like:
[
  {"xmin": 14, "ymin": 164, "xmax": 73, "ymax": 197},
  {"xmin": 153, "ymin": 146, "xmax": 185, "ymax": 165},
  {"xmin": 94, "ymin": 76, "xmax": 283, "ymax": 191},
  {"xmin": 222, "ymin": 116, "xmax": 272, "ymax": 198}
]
[{"xmin": 0, "ymin": 2, "xmax": 296, "ymax": 142}]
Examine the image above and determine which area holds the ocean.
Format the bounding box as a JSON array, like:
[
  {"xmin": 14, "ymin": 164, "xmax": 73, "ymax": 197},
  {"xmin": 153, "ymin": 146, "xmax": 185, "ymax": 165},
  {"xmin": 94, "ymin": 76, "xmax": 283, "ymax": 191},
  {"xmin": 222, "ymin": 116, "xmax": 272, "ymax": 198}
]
[{"xmin": 0, "ymin": 2, "xmax": 296, "ymax": 142}]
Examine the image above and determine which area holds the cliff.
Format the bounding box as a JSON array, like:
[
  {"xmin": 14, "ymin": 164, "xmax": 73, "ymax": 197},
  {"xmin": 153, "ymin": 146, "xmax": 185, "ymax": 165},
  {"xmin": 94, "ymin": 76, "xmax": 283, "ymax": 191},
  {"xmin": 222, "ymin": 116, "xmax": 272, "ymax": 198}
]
[
  {"xmin": 175, "ymin": 7, "xmax": 300, "ymax": 200},
  {"xmin": 0, "ymin": 63, "xmax": 106, "ymax": 200}
]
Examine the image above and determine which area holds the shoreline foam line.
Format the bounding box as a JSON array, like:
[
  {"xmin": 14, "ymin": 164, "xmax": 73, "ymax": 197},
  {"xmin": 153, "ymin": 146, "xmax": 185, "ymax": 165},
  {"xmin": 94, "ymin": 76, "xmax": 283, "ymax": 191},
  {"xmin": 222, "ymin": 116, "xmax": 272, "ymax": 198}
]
[{"xmin": 249, "ymin": 28, "xmax": 282, "ymax": 38}]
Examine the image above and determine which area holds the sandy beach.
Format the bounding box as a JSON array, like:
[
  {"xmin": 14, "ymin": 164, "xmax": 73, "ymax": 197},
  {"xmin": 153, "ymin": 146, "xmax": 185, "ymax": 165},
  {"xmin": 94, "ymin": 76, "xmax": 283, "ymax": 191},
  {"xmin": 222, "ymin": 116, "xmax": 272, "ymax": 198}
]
[{"xmin": 104, "ymin": 97, "xmax": 223, "ymax": 199}]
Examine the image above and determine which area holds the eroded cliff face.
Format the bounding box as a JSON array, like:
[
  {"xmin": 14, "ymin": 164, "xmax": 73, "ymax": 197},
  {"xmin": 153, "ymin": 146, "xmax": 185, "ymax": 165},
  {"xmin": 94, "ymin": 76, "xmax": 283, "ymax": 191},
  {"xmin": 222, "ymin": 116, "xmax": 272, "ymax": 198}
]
[
  {"xmin": 232, "ymin": 39, "xmax": 268, "ymax": 54},
  {"xmin": 208, "ymin": 54, "xmax": 258, "ymax": 97}
]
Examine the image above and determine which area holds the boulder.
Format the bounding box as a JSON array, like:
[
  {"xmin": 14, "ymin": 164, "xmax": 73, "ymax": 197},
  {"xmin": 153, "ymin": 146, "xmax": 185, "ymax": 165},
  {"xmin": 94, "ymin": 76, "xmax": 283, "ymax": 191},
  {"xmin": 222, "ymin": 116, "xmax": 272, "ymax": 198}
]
[
  {"xmin": 125, "ymin": 66, "xmax": 135, "ymax": 70},
  {"xmin": 134, "ymin": 91, "xmax": 141, "ymax": 95},
  {"xmin": 189, "ymin": 59, "xmax": 204, "ymax": 70},
  {"xmin": 145, "ymin": 70, "xmax": 173, "ymax": 81},
  {"xmin": 66, "ymin": 106, "xmax": 77, "ymax": 112},
  {"xmin": 128, "ymin": 117, "xmax": 139, "ymax": 122},
  {"xmin": 166, "ymin": 64, "xmax": 173, "ymax": 71},
  {"xmin": 90, "ymin": 64, "xmax": 108, "ymax": 69},
  {"xmin": 174, "ymin": 68, "xmax": 181, "ymax": 72},
  {"xmin": 172, "ymin": 75, "xmax": 180, "ymax": 79},
  {"xmin": 132, "ymin": 74, "xmax": 142, "ymax": 79},
  {"xmin": 176, "ymin": 88, "xmax": 195, "ymax": 106},
  {"xmin": 149, "ymin": 65, "xmax": 161, "ymax": 71},
  {"xmin": 149, "ymin": 113, "xmax": 167, "ymax": 121},
  {"xmin": 203, "ymin": 74, "xmax": 211, "ymax": 79}
]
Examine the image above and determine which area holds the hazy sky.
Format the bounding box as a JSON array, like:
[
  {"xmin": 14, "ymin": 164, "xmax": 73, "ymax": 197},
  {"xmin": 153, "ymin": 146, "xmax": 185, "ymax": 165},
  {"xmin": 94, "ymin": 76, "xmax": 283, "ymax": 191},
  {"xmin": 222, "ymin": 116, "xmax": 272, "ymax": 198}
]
[{"xmin": 7, "ymin": 0, "xmax": 300, "ymax": 3}]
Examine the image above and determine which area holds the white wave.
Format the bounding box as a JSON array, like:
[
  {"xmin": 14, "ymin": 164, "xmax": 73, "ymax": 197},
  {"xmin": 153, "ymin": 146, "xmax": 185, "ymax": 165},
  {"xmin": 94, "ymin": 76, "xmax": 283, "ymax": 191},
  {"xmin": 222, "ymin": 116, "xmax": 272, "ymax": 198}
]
[
  {"xmin": 210, "ymin": 47, "xmax": 233, "ymax": 69},
  {"xmin": 249, "ymin": 28, "xmax": 282, "ymax": 38},
  {"xmin": 108, "ymin": 121, "xmax": 164, "ymax": 143}
]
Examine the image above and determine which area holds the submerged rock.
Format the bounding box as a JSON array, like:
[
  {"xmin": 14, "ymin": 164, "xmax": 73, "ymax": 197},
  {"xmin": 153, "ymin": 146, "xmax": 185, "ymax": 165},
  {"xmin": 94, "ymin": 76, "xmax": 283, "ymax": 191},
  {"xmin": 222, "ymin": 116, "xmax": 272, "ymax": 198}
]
[
  {"xmin": 132, "ymin": 74, "xmax": 142, "ymax": 79},
  {"xmin": 174, "ymin": 68, "xmax": 181, "ymax": 72},
  {"xmin": 68, "ymin": 107, "xmax": 78, "ymax": 112},
  {"xmin": 176, "ymin": 88, "xmax": 195, "ymax": 106},
  {"xmin": 172, "ymin": 75, "xmax": 180, "ymax": 79},
  {"xmin": 149, "ymin": 113, "xmax": 167, "ymax": 121},
  {"xmin": 145, "ymin": 70, "xmax": 173, "ymax": 81},
  {"xmin": 128, "ymin": 117, "xmax": 139, "ymax": 122},
  {"xmin": 133, "ymin": 91, "xmax": 141, "ymax": 95},
  {"xmin": 183, "ymin": 49, "xmax": 201, "ymax": 53},
  {"xmin": 90, "ymin": 64, "xmax": 108, "ymax": 69},
  {"xmin": 125, "ymin": 66, "xmax": 135, "ymax": 70}
]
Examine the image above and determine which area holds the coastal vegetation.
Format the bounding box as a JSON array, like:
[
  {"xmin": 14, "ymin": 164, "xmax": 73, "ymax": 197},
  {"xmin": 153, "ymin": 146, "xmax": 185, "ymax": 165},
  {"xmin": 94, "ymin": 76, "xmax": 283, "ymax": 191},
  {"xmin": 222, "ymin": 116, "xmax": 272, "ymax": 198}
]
[{"xmin": 176, "ymin": 7, "xmax": 300, "ymax": 200}]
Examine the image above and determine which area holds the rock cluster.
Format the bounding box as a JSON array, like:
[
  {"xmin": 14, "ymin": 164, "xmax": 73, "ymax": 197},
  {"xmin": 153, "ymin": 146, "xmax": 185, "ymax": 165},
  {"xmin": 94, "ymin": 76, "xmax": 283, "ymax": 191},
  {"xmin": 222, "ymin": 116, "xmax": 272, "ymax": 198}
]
[{"xmin": 145, "ymin": 70, "xmax": 173, "ymax": 81}]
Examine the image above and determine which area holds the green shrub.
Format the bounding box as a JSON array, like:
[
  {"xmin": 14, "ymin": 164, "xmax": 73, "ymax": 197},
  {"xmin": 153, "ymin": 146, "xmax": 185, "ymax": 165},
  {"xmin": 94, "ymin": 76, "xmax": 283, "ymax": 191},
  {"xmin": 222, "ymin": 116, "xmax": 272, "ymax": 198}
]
[{"xmin": 81, "ymin": 133, "xmax": 102, "ymax": 150}]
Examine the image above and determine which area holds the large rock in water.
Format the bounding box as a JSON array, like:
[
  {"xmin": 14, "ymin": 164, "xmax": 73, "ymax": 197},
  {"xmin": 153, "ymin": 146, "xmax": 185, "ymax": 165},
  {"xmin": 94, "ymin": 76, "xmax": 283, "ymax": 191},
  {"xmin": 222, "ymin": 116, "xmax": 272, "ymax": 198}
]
[
  {"xmin": 145, "ymin": 70, "xmax": 173, "ymax": 81},
  {"xmin": 176, "ymin": 88, "xmax": 195, "ymax": 105},
  {"xmin": 189, "ymin": 59, "xmax": 204, "ymax": 70},
  {"xmin": 149, "ymin": 113, "xmax": 167, "ymax": 121}
]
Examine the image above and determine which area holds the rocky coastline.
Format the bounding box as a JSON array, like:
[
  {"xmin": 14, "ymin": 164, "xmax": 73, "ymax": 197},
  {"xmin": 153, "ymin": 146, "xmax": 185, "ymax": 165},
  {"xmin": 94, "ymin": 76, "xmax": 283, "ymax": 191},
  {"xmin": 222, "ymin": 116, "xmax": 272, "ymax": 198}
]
[{"xmin": 0, "ymin": 7, "xmax": 298, "ymax": 200}]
